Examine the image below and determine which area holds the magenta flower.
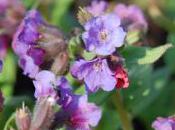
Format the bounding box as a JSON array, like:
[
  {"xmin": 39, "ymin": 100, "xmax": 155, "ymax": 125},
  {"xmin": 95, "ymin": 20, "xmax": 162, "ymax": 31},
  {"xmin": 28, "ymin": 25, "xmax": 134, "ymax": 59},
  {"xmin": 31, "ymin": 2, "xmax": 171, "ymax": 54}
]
[
  {"xmin": 82, "ymin": 14, "xmax": 126, "ymax": 55},
  {"xmin": 152, "ymin": 117, "xmax": 175, "ymax": 130},
  {"xmin": 86, "ymin": 1, "xmax": 108, "ymax": 16},
  {"xmin": 71, "ymin": 58, "xmax": 116, "ymax": 92},
  {"xmin": 33, "ymin": 70, "xmax": 57, "ymax": 99},
  {"xmin": 114, "ymin": 4, "xmax": 147, "ymax": 31},
  {"xmin": 55, "ymin": 95, "xmax": 102, "ymax": 130}
]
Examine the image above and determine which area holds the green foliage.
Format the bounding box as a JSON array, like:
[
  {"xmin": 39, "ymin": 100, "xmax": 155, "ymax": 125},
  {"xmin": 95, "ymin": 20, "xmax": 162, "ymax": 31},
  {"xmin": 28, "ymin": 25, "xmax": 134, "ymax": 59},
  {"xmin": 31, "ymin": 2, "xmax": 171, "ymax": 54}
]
[
  {"xmin": 121, "ymin": 44, "xmax": 172, "ymax": 67},
  {"xmin": 0, "ymin": 52, "xmax": 17, "ymax": 97},
  {"xmin": 68, "ymin": 35, "xmax": 96, "ymax": 60},
  {"xmin": 51, "ymin": 0, "xmax": 77, "ymax": 32},
  {"xmin": 68, "ymin": 35, "xmax": 83, "ymax": 60},
  {"xmin": 96, "ymin": 104, "xmax": 120, "ymax": 130},
  {"xmin": 122, "ymin": 66, "xmax": 169, "ymax": 115},
  {"xmin": 164, "ymin": 33, "xmax": 175, "ymax": 72},
  {"xmin": 0, "ymin": 96, "xmax": 33, "ymax": 129},
  {"xmin": 140, "ymin": 81, "xmax": 175, "ymax": 130}
]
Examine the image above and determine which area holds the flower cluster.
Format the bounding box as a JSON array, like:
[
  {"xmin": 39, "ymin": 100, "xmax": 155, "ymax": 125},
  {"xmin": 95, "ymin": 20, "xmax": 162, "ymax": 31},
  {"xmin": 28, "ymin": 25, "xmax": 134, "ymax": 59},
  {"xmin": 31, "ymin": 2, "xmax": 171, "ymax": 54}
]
[
  {"xmin": 13, "ymin": 10, "xmax": 102, "ymax": 130},
  {"xmin": 152, "ymin": 116, "xmax": 175, "ymax": 130},
  {"xmin": 72, "ymin": 8, "xmax": 129, "ymax": 93},
  {"xmin": 12, "ymin": 10, "xmax": 68, "ymax": 78},
  {"xmin": 86, "ymin": 1, "xmax": 147, "ymax": 32},
  {"xmin": 12, "ymin": 1, "xmax": 147, "ymax": 129},
  {"xmin": 33, "ymin": 71, "xmax": 102, "ymax": 130}
]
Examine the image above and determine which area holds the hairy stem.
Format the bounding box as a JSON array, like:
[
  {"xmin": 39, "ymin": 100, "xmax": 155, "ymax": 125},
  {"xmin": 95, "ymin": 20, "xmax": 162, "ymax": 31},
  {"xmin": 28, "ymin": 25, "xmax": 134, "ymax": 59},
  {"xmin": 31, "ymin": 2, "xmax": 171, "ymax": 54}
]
[{"xmin": 112, "ymin": 91, "xmax": 133, "ymax": 130}]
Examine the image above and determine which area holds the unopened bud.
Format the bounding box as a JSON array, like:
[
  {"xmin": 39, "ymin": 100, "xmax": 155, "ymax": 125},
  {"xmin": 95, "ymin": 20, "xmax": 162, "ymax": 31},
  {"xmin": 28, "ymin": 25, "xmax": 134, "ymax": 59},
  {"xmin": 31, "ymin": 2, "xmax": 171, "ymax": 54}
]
[
  {"xmin": 30, "ymin": 98, "xmax": 55, "ymax": 130},
  {"xmin": 77, "ymin": 7, "xmax": 93, "ymax": 25},
  {"xmin": 15, "ymin": 104, "xmax": 31, "ymax": 130}
]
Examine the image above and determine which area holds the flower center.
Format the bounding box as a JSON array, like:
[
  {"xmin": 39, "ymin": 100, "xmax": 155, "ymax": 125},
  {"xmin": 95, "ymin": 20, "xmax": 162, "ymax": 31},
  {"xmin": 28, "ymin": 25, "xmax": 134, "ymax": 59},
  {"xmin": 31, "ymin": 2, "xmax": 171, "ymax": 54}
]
[
  {"xmin": 93, "ymin": 62, "xmax": 102, "ymax": 72},
  {"xmin": 99, "ymin": 31, "xmax": 108, "ymax": 42}
]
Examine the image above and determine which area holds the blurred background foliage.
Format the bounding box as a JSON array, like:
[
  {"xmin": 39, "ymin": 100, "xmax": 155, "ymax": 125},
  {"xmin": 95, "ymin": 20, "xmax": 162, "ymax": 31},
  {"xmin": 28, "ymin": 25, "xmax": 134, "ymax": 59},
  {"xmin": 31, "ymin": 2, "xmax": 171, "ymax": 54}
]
[{"xmin": 0, "ymin": 0, "xmax": 175, "ymax": 130}]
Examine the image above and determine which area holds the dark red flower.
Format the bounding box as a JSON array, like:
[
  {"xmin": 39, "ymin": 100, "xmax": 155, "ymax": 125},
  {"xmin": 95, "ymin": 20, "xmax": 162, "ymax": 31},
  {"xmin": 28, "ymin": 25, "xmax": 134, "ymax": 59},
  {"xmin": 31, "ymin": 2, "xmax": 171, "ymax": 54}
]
[{"xmin": 115, "ymin": 65, "xmax": 129, "ymax": 89}]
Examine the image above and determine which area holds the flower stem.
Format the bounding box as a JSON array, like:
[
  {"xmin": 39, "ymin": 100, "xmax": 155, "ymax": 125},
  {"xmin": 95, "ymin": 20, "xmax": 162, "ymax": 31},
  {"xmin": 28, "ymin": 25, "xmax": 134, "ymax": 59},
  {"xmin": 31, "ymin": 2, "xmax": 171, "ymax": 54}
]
[
  {"xmin": 112, "ymin": 91, "xmax": 133, "ymax": 130},
  {"xmin": 32, "ymin": 0, "xmax": 43, "ymax": 9}
]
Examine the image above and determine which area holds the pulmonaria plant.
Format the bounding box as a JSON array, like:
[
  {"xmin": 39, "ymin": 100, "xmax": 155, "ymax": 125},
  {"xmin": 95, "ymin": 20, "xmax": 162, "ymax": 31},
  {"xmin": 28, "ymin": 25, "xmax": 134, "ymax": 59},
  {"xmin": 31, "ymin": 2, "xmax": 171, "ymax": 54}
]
[
  {"xmin": 152, "ymin": 116, "xmax": 175, "ymax": 130},
  {"xmin": 12, "ymin": 1, "xmax": 149, "ymax": 129}
]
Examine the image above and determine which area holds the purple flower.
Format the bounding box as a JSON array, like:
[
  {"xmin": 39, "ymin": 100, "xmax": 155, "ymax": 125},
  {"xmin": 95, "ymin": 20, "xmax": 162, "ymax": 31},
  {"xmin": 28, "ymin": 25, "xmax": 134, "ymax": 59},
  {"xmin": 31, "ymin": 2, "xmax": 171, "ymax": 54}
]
[
  {"xmin": 71, "ymin": 58, "xmax": 116, "ymax": 92},
  {"xmin": 86, "ymin": 1, "xmax": 108, "ymax": 16},
  {"xmin": 33, "ymin": 71, "xmax": 74, "ymax": 107},
  {"xmin": 12, "ymin": 10, "xmax": 68, "ymax": 78},
  {"xmin": 56, "ymin": 77, "xmax": 74, "ymax": 108},
  {"xmin": 33, "ymin": 70, "xmax": 57, "ymax": 99},
  {"xmin": 12, "ymin": 10, "xmax": 45, "ymax": 78},
  {"xmin": 55, "ymin": 95, "xmax": 102, "ymax": 130},
  {"xmin": 19, "ymin": 55, "xmax": 39, "ymax": 78},
  {"xmin": 152, "ymin": 117, "xmax": 175, "ymax": 130},
  {"xmin": 82, "ymin": 14, "xmax": 126, "ymax": 55},
  {"xmin": 27, "ymin": 47, "xmax": 45, "ymax": 65},
  {"xmin": 12, "ymin": 10, "xmax": 43, "ymax": 56},
  {"xmin": 114, "ymin": 4, "xmax": 147, "ymax": 32}
]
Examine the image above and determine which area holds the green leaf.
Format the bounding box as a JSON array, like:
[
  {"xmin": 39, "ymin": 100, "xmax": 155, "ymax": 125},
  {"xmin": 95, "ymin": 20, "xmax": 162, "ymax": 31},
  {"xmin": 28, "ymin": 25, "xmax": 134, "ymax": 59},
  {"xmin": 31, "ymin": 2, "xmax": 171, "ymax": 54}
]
[
  {"xmin": 3, "ymin": 113, "xmax": 16, "ymax": 130},
  {"xmin": 122, "ymin": 66, "xmax": 169, "ymax": 115},
  {"xmin": 122, "ymin": 44, "xmax": 172, "ymax": 67},
  {"xmin": 137, "ymin": 44, "xmax": 172, "ymax": 64},
  {"xmin": 51, "ymin": 0, "xmax": 76, "ymax": 32},
  {"xmin": 96, "ymin": 103, "xmax": 120, "ymax": 130},
  {"xmin": 139, "ymin": 81, "xmax": 175, "ymax": 130},
  {"xmin": 125, "ymin": 30, "xmax": 141, "ymax": 45},
  {"xmin": 0, "ymin": 52, "xmax": 17, "ymax": 97},
  {"xmin": 164, "ymin": 33, "xmax": 175, "ymax": 72},
  {"xmin": 68, "ymin": 36, "xmax": 83, "ymax": 60},
  {"xmin": 0, "ymin": 51, "xmax": 17, "ymax": 84}
]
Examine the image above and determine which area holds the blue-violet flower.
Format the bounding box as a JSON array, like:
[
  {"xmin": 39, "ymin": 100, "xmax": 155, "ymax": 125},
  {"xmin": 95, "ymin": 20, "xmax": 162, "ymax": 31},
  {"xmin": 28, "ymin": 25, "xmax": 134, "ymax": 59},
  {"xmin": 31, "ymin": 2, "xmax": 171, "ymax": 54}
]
[
  {"xmin": 71, "ymin": 58, "xmax": 116, "ymax": 92},
  {"xmin": 82, "ymin": 14, "xmax": 126, "ymax": 55}
]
